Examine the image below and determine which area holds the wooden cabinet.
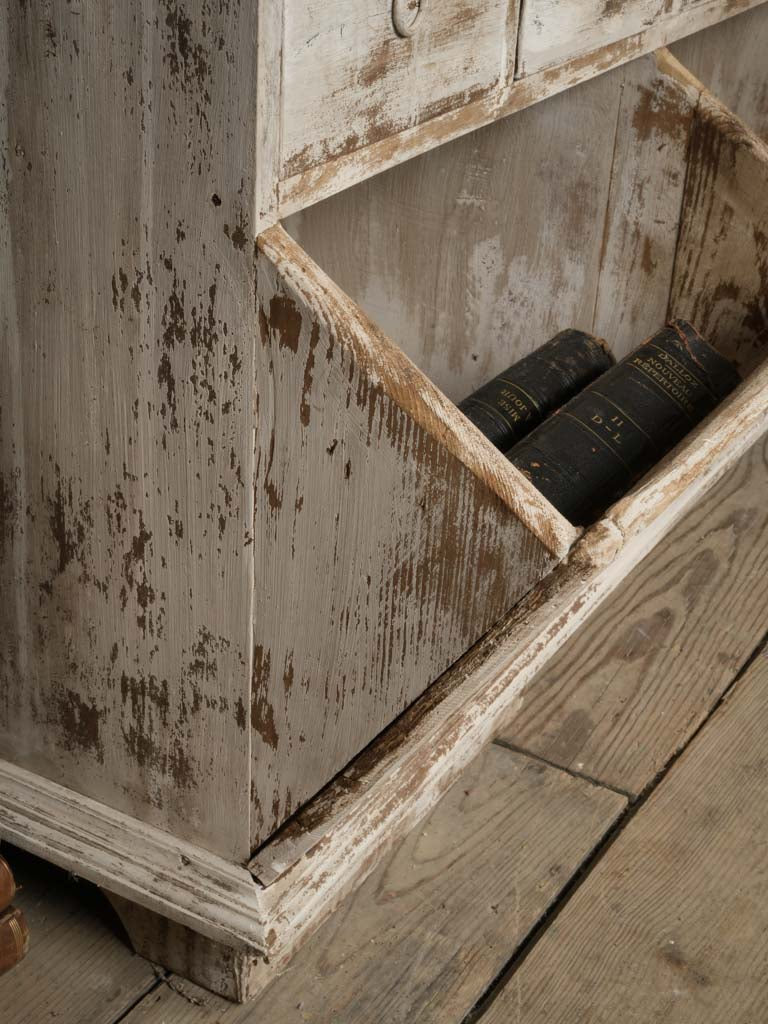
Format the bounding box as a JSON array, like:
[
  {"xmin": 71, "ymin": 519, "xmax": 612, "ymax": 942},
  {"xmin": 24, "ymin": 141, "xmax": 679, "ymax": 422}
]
[{"xmin": 1, "ymin": 0, "xmax": 767, "ymax": 1004}]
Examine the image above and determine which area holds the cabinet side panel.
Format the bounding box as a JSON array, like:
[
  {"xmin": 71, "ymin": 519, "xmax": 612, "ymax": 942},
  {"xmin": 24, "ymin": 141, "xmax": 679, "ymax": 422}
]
[
  {"xmin": 251, "ymin": 232, "xmax": 556, "ymax": 845},
  {"xmin": 671, "ymin": 5, "xmax": 768, "ymax": 143},
  {"xmin": 0, "ymin": 3, "xmax": 257, "ymax": 859},
  {"xmin": 670, "ymin": 92, "xmax": 768, "ymax": 374},
  {"xmin": 592, "ymin": 53, "xmax": 700, "ymax": 359}
]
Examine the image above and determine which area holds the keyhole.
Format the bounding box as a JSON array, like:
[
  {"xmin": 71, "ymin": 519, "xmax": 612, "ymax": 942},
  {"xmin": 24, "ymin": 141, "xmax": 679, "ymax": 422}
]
[{"xmin": 392, "ymin": 0, "xmax": 423, "ymax": 38}]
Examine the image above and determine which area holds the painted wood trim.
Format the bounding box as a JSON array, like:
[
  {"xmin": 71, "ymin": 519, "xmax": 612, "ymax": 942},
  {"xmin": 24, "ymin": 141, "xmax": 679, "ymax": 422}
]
[
  {"xmin": 0, "ymin": 759, "xmax": 268, "ymax": 953},
  {"xmin": 515, "ymin": 0, "xmax": 762, "ymax": 78},
  {"xmin": 254, "ymin": 0, "xmax": 284, "ymax": 232},
  {"xmin": 277, "ymin": 0, "xmax": 768, "ymax": 218},
  {"xmin": 258, "ymin": 224, "xmax": 579, "ymax": 560}
]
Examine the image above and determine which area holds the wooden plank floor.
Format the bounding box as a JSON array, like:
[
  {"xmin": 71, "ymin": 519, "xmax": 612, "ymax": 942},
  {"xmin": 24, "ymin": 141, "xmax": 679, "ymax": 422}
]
[
  {"xmin": 1, "ymin": 444, "xmax": 766, "ymax": 1023},
  {"xmin": 480, "ymin": 646, "xmax": 768, "ymax": 1024},
  {"xmin": 498, "ymin": 435, "xmax": 768, "ymax": 796},
  {"xmin": 0, "ymin": 850, "xmax": 157, "ymax": 1024}
]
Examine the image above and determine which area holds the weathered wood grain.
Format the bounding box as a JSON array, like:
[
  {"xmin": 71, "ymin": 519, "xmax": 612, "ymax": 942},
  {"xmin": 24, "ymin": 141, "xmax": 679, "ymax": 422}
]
[
  {"xmin": 498, "ymin": 433, "xmax": 768, "ymax": 794},
  {"xmin": 287, "ymin": 65, "xmax": 623, "ymax": 403},
  {"xmin": 0, "ymin": 2, "xmax": 258, "ymax": 860},
  {"xmin": 281, "ymin": 0, "xmax": 518, "ymax": 178},
  {"xmin": 592, "ymin": 51, "xmax": 700, "ymax": 358},
  {"xmin": 670, "ymin": 90, "xmax": 768, "ymax": 374},
  {"xmin": 0, "ymin": 847, "xmax": 157, "ymax": 1024},
  {"xmin": 252, "ymin": 224, "xmax": 569, "ymax": 843},
  {"xmin": 118, "ymin": 744, "xmax": 625, "ymax": 1023},
  {"xmin": 671, "ymin": 4, "xmax": 768, "ymax": 142},
  {"xmin": 517, "ymin": 0, "xmax": 761, "ymax": 78},
  {"xmin": 482, "ymin": 645, "xmax": 768, "ymax": 1024},
  {"xmin": 278, "ymin": 0, "xmax": 768, "ymax": 215}
]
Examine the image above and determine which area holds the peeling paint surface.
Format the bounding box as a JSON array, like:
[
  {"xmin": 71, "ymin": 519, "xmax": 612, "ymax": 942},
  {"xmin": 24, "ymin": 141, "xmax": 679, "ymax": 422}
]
[
  {"xmin": 251, "ymin": 228, "xmax": 558, "ymax": 845},
  {"xmin": 281, "ymin": 0, "xmax": 516, "ymax": 177},
  {"xmin": 0, "ymin": 0, "xmax": 258, "ymax": 862}
]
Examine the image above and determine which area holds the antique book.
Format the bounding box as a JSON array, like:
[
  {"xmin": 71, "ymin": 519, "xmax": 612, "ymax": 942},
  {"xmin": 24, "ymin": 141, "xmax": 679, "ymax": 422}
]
[
  {"xmin": 508, "ymin": 320, "xmax": 742, "ymax": 525},
  {"xmin": 458, "ymin": 329, "xmax": 613, "ymax": 450},
  {"xmin": 0, "ymin": 907, "xmax": 29, "ymax": 976},
  {"xmin": 0, "ymin": 856, "xmax": 16, "ymax": 913}
]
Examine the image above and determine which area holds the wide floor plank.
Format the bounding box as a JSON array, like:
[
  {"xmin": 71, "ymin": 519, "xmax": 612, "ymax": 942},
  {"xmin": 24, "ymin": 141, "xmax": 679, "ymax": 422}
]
[
  {"xmin": 123, "ymin": 744, "xmax": 624, "ymax": 1024},
  {"xmin": 482, "ymin": 646, "xmax": 768, "ymax": 1023},
  {"xmin": 0, "ymin": 846, "xmax": 158, "ymax": 1024},
  {"xmin": 498, "ymin": 435, "xmax": 768, "ymax": 795}
]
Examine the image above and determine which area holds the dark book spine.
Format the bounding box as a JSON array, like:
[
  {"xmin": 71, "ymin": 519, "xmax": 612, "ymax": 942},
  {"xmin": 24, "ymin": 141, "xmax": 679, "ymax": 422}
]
[
  {"xmin": 507, "ymin": 320, "xmax": 742, "ymax": 525},
  {"xmin": 0, "ymin": 907, "xmax": 29, "ymax": 976},
  {"xmin": 0, "ymin": 857, "xmax": 15, "ymax": 913},
  {"xmin": 458, "ymin": 329, "xmax": 614, "ymax": 450}
]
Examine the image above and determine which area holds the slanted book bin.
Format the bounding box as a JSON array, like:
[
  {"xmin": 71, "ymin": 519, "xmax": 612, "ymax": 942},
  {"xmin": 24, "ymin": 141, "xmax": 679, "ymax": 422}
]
[{"xmin": 1, "ymin": 1, "xmax": 767, "ymax": 1001}]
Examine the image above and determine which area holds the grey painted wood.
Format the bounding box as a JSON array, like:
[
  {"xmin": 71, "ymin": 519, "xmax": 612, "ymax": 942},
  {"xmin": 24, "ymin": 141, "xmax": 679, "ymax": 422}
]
[
  {"xmin": 592, "ymin": 52, "xmax": 699, "ymax": 359},
  {"xmin": 0, "ymin": 1, "xmax": 258, "ymax": 860},
  {"xmin": 281, "ymin": 0, "xmax": 519, "ymax": 177},
  {"xmin": 516, "ymin": 0, "xmax": 763, "ymax": 77},
  {"xmin": 286, "ymin": 52, "xmax": 704, "ymax": 400},
  {"xmin": 286, "ymin": 64, "xmax": 623, "ymax": 404},
  {"xmin": 251, "ymin": 226, "xmax": 565, "ymax": 843},
  {"xmin": 671, "ymin": 4, "xmax": 768, "ymax": 142},
  {"xmin": 671, "ymin": 90, "xmax": 768, "ymax": 375}
]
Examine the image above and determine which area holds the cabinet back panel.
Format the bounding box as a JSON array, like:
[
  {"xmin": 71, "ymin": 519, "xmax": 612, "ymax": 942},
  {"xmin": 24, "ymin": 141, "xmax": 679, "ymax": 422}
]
[{"xmin": 287, "ymin": 53, "xmax": 697, "ymax": 401}]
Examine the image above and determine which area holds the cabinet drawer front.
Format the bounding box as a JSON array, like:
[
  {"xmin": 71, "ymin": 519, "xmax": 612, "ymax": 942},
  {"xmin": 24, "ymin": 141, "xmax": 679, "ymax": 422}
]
[
  {"xmin": 517, "ymin": 0, "xmax": 762, "ymax": 77},
  {"xmin": 281, "ymin": 0, "xmax": 515, "ymax": 178}
]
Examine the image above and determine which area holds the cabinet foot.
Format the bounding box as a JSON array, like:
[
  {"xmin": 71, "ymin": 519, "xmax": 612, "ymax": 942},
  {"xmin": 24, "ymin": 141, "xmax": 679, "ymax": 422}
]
[{"xmin": 104, "ymin": 892, "xmax": 273, "ymax": 1003}]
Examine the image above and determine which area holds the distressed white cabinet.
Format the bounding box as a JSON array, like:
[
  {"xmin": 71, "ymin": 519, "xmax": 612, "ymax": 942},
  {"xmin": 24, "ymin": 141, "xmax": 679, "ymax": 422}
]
[{"xmin": 2, "ymin": 0, "xmax": 768, "ymax": 1003}]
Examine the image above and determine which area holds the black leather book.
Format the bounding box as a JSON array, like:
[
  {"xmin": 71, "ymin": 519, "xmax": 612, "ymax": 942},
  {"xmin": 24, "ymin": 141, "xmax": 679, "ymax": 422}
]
[
  {"xmin": 507, "ymin": 320, "xmax": 741, "ymax": 526},
  {"xmin": 458, "ymin": 329, "xmax": 613, "ymax": 451}
]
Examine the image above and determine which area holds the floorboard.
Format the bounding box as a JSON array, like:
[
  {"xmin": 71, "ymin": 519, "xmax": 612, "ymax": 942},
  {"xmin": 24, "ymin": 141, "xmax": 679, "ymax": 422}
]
[
  {"xmin": 0, "ymin": 846, "xmax": 159, "ymax": 1024},
  {"xmin": 480, "ymin": 646, "xmax": 768, "ymax": 1023},
  {"xmin": 119, "ymin": 744, "xmax": 624, "ymax": 1024},
  {"xmin": 498, "ymin": 435, "xmax": 768, "ymax": 795}
]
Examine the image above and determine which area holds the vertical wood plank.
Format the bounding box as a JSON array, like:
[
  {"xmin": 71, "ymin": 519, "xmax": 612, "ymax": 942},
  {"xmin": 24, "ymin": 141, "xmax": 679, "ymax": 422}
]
[
  {"xmin": 0, "ymin": 2, "xmax": 258, "ymax": 859},
  {"xmin": 593, "ymin": 52, "xmax": 700, "ymax": 358},
  {"xmin": 287, "ymin": 65, "xmax": 623, "ymax": 403},
  {"xmin": 670, "ymin": 90, "xmax": 768, "ymax": 374},
  {"xmin": 671, "ymin": 4, "xmax": 768, "ymax": 142}
]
